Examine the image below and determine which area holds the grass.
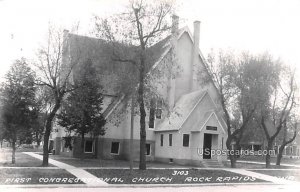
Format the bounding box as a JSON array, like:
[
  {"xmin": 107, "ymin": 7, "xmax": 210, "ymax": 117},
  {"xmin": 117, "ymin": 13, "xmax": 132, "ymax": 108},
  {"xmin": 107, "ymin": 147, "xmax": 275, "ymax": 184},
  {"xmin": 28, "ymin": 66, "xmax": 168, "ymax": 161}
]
[
  {"xmin": 239, "ymin": 155, "xmax": 300, "ymax": 165},
  {"xmin": 223, "ymin": 161, "xmax": 295, "ymax": 169},
  {"xmin": 0, "ymin": 150, "xmax": 54, "ymax": 167},
  {"xmin": 48, "ymin": 155, "xmax": 194, "ymax": 168},
  {"xmin": 250, "ymin": 169, "xmax": 300, "ymax": 182},
  {"xmin": 0, "ymin": 168, "xmax": 84, "ymax": 185},
  {"xmin": 85, "ymin": 169, "xmax": 269, "ymax": 184}
]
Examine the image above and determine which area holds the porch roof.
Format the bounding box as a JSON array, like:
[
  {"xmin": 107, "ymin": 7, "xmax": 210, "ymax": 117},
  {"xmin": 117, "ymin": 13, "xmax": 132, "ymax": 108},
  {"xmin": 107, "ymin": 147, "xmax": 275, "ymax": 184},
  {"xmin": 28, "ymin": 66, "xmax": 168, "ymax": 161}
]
[{"xmin": 190, "ymin": 110, "xmax": 226, "ymax": 134}]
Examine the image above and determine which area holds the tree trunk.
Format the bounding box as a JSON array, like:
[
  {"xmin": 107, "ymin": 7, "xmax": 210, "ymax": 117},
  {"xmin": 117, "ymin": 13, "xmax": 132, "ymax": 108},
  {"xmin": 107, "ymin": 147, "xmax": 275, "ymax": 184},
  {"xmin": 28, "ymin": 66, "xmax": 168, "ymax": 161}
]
[
  {"xmin": 229, "ymin": 153, "xmax": 236, "ymax": 168},
  {"xmin": 229, "ymin": 144, "xmax": 236, "ymax": 168},
  {"xmin": 81, "ymin": 132, "xmax": 85, "ymax": 160},
  {"xmin": 12, "ymin": 140, "xmax": 16, "ymax": 164},
  {"xmin": 276, "ymin": 145, "xmax": 285, "ymax": 165},
  {"xmin": 276, "ymin": 123, "xmax": 297, "ymax": 166},
  {"xmin": 138, "ymin": 54, "xmax": 146, "ymax": 170},
  {"xmin": 130, "ymin": 96, "xmax": 134, "ymax": 173},
  {"xmin": 265, "ymin": 141, "xmax": 273, "ymax": 168},
  {"xmin": 42, "ymin": 128, "xmax": 50, "ymax": 166},
  {"xmin": 42, "ymin": 102, "xmax": 61, "ymax": 166},
  {"xmin": 226, "ymin": 136, "xmax": 237, "ymax": 168},
  {"xmin": 36, "ymin": 132, "xmax": 41, "ymax": 147}
]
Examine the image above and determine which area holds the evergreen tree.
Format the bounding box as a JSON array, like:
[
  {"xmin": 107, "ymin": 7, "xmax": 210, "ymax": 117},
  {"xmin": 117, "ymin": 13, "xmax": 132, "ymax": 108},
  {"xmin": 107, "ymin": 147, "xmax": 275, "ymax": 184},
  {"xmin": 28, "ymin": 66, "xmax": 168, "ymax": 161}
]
[
  {"xmin": 57, "ymin": 59, "xmax": 106, "ymax": 159},
  {"xmin": 0, "ymin": 58, "xmax": 36, "ymax": 164}
]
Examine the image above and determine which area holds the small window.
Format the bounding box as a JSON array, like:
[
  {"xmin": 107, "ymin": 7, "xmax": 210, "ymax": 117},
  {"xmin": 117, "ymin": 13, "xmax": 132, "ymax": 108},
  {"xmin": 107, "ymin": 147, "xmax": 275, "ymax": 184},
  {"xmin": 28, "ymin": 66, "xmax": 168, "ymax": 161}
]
[
  {"xmin": 84, "ymin": 140, "xmax": 93, "ymax": 153},
  {"xmin": 156, "ymin": 99, "xmax": 163, "ymax": 119},
  {"xmin": 160, "ymin": 134, "xmax": 164, "ymax": 146},
  {"xmin": 183, "ymin": 134, "xmax": 189, "ymax": 147},
  {"xmin": 169, "ymin": 134, "xmax": 172, "ymax": 146},
  {"xmin": 111, "ymin": 142, "xmax": 120, "ymax": 154},
  {"xmin": 206, "ymin": 126, "xmax": 217, "ymax": 131},
  {"xmin": 145, "ymin": 144, "xmax": 151, "ymax": 156},
  {"xmin": 149, "ymin": 99, "xmax": 156, "ymax": 128}
]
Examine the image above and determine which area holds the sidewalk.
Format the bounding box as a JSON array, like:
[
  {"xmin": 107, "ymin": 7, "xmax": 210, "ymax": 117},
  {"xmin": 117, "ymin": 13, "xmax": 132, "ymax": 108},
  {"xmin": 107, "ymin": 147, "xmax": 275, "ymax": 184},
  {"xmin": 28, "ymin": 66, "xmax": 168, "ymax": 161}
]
[
  {"xmin": 23, "ymin": 152, "xmax": 108, "ymax": 186},
  {"xmin": 224, "ymin": 168, "xmax": 298, "ymax": 185},
  {"xmin": 21, "ymin": 152, "xmax": 300, "ymax": 187}
]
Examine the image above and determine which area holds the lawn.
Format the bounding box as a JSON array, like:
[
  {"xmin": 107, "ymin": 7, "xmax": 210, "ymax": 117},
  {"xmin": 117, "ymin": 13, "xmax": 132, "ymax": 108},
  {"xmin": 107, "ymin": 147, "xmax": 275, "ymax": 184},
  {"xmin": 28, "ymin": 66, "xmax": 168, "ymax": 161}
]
[
  {"xmin": 85, "ymin": 169, "xmax": 269, "ymax": 184},
  {"xmin": 239, "ymin": 155, "xmax": 300, "ymax": 165},
  {"xmin": 223, "ymin": 161, "xmax": 295, "ymax": 169},
  {"xmin": 48, "ymin": 155, "xmax": 194, "ymax": 168},
  {"xmin": 0, "ymin": 168, "xmax": 84, "ymax": 185},
  {"xmin": 0, "ymin": 150, "xmax": 54, "ymax": 167},
  {"xmin": 251, "ymin": 169, "xmax": 300, "ymax": 182}
]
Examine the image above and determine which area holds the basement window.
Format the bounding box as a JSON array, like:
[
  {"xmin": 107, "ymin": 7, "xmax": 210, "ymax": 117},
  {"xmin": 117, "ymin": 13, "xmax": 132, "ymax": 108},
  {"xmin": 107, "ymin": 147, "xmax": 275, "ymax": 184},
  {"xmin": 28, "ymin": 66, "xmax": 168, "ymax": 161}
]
[
  {"xmin": 84, "ymin": 140, "xmax": 94, "ymax": 153},
  {"xmin": 111, "ymin": 142, "xmax": 120, "ymax": 155}
]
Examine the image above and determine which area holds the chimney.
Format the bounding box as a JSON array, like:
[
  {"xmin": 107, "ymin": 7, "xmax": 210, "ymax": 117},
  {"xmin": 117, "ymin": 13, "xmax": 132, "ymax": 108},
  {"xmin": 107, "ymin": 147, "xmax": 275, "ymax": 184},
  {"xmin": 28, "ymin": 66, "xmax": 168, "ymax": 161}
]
[
  {"xmin": 62, "ymin": 29, "xmax": 69, "ymax": 53},
  {"xmin": 168, "ymin": 15, "xmax": 179, "ymax": 110},
  {"xmin": 171, "ymin": 15, "xmax": 179, "ymax": 34},
  {"xmin": 193, "ymin": 21, "xmax": 200, "ymax": 51},
  {"xmin": 189, "ymin": 20, "xmax": 201, "ymax": 92}
]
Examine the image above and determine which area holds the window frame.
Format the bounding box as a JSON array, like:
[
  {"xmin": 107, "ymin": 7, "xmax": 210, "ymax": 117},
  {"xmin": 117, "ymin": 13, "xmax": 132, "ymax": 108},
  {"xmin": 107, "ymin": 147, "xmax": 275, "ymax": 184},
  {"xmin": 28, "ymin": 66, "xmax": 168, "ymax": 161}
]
[
  {"xmin": 169, "ymin": 134, "xmax": 172, "ymax": 146},
  {"xmin": 145, "ymin": 143, "xmax": 151, "ymax": 156},
  {"xmin": 182, "ymin": 134, "xmax": 190, "ymax": 147},
  {"xmin": 160, "ymin": 134, "xmax": 164, "ymax": 146},
  {"xmin": 110, "ymin": 142, "xmax": 120, "ymax": 155},
  {"xmin": 84, "ymin": 140, "xmax": 94, "ymax": 153},
  {"xmin": 148, "ymin": 98, "xmax": 156, "ymax": 129},
  {"xmin": 156, "ymin": 99, "xmax": 163, "ymax": 119}
]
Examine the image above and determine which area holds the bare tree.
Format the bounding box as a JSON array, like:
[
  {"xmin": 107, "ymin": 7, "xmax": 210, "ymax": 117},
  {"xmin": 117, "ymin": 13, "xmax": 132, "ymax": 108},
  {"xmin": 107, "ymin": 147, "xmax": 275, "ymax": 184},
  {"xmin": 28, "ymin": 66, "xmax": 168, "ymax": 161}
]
[
  {"xmin": 259, "ymin": 69, "xmax": 297, "ymax": 168},
  {"xmin": 276, "ymin": 121, "xmax": 298, "ymax": 165},
  {"xmin": 33, "ymin": 25, "xmax": 80, "ymax": 166},
  {"xmin": 202, "ymin": 51, "xmax": 281, "ymax": 168},
  {"xmin": 95, "ymin": 0, "xmax": 174, "ymax": 170}
]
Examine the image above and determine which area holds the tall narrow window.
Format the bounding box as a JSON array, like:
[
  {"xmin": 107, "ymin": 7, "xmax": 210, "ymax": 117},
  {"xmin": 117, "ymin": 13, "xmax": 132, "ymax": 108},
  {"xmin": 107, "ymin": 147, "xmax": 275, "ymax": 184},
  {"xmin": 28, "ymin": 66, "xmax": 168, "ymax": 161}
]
[
  {"xmin": 156, "ymin": 99, "xmax": 163, "ymax": 119},
  {"xmin": 149, "ymin": 98, "xmax": 156, "ymax": 128},
  {"xmin": 145, "ymin": 144, "xmax": 151, "ymax": 155},
  {"xmin": 160, "ymin": 134, "xmax": 164, "ymax": 146},
  {"xmin": 183, "ymin": 134, "xmax": 189, "ymax": 147},
  {"xmin": 169, "ymin": 134, "xmax": 172, "ymax": 146}
]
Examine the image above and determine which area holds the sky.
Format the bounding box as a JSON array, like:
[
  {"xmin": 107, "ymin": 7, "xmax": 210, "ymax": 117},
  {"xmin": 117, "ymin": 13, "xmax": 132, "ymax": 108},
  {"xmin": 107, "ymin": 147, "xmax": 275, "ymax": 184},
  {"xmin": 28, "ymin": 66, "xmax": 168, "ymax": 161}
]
[{"xmin": 0, "ymin": 0, "xmax": 300, "ymax": 81}]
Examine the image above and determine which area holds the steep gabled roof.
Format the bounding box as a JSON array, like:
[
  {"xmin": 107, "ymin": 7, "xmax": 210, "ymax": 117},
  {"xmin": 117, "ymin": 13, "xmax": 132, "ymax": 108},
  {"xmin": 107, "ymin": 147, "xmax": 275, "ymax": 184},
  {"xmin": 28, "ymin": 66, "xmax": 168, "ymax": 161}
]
[
  {"xmin": 155, "ymin": 90, "xmax": 227, "ymax": 133},
  {"xmin": 65, "ymin": 26, "xmax": 210, "ymax": 120},
  {"xmin": 190, "ymin": 110, "xmax": 226, "ymax": 133},
  {"xmin": 155, "ymin": 90, "xmax": 207, "ymax": 132},
  {"xmin": 65, "ymin": 31, "xmax": 173, "ymax": 119}
]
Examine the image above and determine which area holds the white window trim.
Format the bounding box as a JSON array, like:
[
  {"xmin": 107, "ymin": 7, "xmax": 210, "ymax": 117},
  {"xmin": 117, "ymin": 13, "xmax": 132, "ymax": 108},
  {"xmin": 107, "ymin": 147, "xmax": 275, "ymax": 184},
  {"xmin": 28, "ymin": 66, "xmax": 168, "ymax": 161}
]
[
  {"xmin": 183, "ymin": 134, "xmax": 190, "ymax": 147},
  {"xmin": 84, "ymin": 140, "xmax": 94, "ymax": 153},
  {"xmin": 110, "ymin": 142, "xmax": 120, "ymax": 155},
  {"xmin": 160, "ymin": 134, "xmax": 164, "ymax": 147},
  {"xmin": 169, "ymin": 134, "xmax": 173, "ymax": 146}
]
